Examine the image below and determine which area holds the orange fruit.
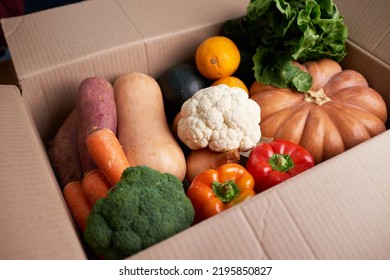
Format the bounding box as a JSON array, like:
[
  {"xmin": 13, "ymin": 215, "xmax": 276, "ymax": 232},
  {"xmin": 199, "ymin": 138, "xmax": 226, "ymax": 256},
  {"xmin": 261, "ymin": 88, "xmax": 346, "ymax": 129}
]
[
  {"xmin": 212, "ymin": 76, "xmax": 249, "ymax": 94},
  {"xmin": 195, "ymin": 36, "xmax": 240, "ymax": 80}
]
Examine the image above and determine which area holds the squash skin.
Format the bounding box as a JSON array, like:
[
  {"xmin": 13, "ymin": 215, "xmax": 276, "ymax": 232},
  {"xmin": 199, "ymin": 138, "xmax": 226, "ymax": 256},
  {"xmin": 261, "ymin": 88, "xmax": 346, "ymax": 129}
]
[
  {"xmin": 250, "ymin": 59, "xmax": 387, "ymax": 163},
  {"xmin": 113, "ymin": 72, "xmax": 187, "ymax": 181}
]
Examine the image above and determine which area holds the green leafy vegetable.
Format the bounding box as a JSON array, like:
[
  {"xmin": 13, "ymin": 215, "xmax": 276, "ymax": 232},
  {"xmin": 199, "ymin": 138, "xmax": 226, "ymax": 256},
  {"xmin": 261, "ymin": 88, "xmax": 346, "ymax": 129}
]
[
  {"xmin": 224, "ymin": 0, "xmax": 348, "ymax": 92},
  {"xmin": 84, "ymin": 165, "xmax": 194, "ymax": 259}
]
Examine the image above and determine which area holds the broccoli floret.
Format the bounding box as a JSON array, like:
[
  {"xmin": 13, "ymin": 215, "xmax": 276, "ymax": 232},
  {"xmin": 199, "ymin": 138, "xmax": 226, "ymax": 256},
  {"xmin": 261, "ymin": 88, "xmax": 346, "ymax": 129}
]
[{"xmin": 84, "ymin": 165, "xmax": 194, "ymax": 259}]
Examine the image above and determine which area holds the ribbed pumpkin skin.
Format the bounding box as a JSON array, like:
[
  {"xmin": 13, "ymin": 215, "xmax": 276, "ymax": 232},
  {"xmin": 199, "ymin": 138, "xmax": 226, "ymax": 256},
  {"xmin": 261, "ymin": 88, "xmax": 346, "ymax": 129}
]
[{"xmin": 249, "ymin": 59, "xmax": 388, "ymax": 163}]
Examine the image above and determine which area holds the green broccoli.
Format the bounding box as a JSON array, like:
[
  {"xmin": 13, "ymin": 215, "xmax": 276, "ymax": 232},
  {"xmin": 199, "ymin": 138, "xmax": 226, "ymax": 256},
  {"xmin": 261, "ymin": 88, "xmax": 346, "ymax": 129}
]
[{"xmin": 83, "ymin": 165, "xmax": 194, "ymax": 259}]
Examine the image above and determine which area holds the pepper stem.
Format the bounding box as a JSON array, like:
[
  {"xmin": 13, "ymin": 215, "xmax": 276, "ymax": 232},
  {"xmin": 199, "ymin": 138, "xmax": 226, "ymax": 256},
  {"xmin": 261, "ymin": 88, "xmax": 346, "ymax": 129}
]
[
  {"xmin": 212, "ymin": 180, "xmax": 240, "ymax": 203},
  {"xmin": 268, "ymin": 153, "xmax": 295, "ymax": 172}
]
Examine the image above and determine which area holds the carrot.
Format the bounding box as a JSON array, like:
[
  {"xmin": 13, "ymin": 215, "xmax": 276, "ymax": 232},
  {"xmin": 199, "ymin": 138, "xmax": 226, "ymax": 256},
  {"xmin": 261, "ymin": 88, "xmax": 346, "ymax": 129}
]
[
  {"xmin": 82, "ymin": 169, "xmax": 111, "ymax": 205},
  {"xmin": 86, "ymin": 127, "xmax": 132, "ymax": 185},
  {"xmin": 63, "ymin": 180, "xmax": 92, "ymax": 232}
]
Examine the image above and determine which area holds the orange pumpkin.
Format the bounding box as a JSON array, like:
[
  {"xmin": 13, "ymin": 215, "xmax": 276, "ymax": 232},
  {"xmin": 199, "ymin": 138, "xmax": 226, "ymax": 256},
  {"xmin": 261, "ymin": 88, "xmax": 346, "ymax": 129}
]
[{"xmin": 250, "ymin": 59, "xmax": 388, "ymax": 163}]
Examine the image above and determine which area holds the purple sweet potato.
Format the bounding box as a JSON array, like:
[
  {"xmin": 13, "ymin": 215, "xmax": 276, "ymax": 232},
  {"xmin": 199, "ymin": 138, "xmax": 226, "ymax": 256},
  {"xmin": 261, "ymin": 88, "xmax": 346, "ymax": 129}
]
[
  {"xmin": 77, "ymin": 76, "xmax": 117, "ymax": 173},
  {"xmin": 48, "ymin": 108, "xmax": 83, "ymax": 188}
]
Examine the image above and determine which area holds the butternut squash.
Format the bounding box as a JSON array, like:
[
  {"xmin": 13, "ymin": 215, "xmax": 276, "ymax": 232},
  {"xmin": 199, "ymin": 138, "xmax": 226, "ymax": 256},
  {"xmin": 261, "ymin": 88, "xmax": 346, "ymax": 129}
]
[{"xmin": 113, "ymin": 72, "xmax": 186, "ymax": 181}]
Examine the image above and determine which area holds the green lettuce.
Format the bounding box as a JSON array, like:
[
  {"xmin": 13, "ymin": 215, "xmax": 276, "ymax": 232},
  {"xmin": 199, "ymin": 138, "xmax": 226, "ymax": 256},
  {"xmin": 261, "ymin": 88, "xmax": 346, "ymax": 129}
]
[{"xmin": 224, "ymin": 0, "xmax": 348, "ymax": 92}]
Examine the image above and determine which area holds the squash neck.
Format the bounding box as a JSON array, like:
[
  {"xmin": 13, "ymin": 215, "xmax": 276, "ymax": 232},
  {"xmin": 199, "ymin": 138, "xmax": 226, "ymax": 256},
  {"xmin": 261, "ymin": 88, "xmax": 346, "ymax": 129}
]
[{"xmin": 304, "ymin": 88, "xmax": 331, "ymax": 105}]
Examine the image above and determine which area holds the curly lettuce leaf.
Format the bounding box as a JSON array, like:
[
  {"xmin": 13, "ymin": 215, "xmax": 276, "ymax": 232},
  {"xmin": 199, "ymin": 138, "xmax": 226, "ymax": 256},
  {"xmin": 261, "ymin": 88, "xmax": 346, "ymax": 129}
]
[
  {"xmin": 253, "ymin": 46, "xmax": 313, "ymax": 92},
  {"xmin": 224, "ymin": 0, "xmax": 348, "ymax": 92}
]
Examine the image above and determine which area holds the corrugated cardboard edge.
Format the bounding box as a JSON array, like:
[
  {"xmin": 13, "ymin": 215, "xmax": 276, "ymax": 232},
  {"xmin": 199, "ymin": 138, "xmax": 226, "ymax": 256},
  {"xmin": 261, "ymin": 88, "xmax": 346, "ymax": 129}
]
[{"xmin": 0, "ymin": 85, "xmax": 87, "ymax": 260}]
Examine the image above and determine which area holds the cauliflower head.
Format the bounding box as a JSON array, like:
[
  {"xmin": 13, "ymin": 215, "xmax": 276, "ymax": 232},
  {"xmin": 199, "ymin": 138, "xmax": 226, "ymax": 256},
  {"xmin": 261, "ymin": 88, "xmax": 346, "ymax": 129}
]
[{"xmin": 177, "ymin": 84, "xmax": 261, "ymax": 152}]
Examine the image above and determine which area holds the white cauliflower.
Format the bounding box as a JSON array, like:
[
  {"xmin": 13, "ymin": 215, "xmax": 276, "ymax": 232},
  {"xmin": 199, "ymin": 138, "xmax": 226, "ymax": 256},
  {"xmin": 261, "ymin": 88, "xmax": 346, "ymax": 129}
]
[{"xmin": 177, "ymin": 84, "xmax": 261, "ymax": 152}]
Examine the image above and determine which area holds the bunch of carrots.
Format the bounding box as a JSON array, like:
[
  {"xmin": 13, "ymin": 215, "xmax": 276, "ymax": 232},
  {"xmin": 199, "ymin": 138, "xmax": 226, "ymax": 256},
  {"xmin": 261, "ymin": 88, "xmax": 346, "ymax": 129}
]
[{"xmin": 63, "ymin": 127, "xmax": 131, "ymax": 232}]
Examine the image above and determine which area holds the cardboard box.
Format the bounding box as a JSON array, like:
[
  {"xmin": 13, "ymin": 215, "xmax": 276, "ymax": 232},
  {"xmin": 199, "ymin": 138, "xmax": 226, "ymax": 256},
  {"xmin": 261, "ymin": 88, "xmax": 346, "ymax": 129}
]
[{"xmin": 1, "ymin": 0, "xmax": 389, "ymax": 260}]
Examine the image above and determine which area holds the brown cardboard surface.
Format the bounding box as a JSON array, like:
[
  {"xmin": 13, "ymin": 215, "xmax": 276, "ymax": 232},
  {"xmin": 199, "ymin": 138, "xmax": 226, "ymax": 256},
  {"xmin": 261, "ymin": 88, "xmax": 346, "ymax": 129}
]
[
  {"xmin": 1, "ymin": 0, "xmax": 248, "ymax": 141},
  {"xmin": 0, "ymin": 0, "xmax": 390, "ymax": 260},
  {"xmin": 0, "ymin": 85, "xmax": 86, "ymax": 259},
  {"xmin": 1, "ymin": 0, "xmax": 149, "ymax": 140},
  {"xmin": 131, "ymin": 131, "xmax": 390, "ymax": 260},
  {"xmin": 334, "ymin": 0, "xmax": 390, "ymax": 66},
  {"xmin": 252, "ymin": 132, "xmax": 390, "ymax": 260}
]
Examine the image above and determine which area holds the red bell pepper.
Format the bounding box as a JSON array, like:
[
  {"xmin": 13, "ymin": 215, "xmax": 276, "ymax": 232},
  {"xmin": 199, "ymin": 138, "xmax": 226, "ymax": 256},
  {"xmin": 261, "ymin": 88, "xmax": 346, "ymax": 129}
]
[
  {"xmin": 187, "ymin": 163, "xmax": 256, "ymax": 223},
  {"xmin": 246, "ymin": 139, "xmax": 315, "ymax": 193}
]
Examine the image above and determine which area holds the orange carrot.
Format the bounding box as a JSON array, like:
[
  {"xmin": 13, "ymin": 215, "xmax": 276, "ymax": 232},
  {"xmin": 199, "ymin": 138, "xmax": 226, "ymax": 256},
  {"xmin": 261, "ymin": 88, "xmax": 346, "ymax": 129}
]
[
  {"xmin": 82, "ymin": 169, "xmax": 111, "ymax": 205},
  {"xmin": 86, "ymin": 127, "xmax": 132, "ymax": 185},
  {"xmin": 63, "ymin": 180, "xmax": 92, "ymax": 232}
]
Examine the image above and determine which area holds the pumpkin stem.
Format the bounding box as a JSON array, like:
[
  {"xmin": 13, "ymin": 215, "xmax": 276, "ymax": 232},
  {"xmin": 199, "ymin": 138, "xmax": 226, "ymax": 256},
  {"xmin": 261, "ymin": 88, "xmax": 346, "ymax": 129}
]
[{"xmin": 304, "ymin": 88, "xmax": 331, "ymax": 105}]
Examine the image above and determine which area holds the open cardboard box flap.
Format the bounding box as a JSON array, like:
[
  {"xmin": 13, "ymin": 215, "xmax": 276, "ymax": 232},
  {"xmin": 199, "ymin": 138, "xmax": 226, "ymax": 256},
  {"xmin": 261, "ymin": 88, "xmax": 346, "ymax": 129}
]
[
  {"xmin": 131, "ymin": 129, "xmax": 390, "ymax": 260},
  {"xmin": 0, "ymin": 85, "xmax": 86, "ymax": 259},
  {"xmin": 1, "ymin": 0, "xmax": 390, "ymax": 259}
]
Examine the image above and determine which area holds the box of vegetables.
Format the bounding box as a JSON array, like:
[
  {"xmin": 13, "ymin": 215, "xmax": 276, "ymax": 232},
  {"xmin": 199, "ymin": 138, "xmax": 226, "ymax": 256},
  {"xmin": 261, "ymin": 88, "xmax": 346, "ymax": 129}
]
[{"xmin": 1, "ymin": 0, "xmax": 390, "ymax": 260}]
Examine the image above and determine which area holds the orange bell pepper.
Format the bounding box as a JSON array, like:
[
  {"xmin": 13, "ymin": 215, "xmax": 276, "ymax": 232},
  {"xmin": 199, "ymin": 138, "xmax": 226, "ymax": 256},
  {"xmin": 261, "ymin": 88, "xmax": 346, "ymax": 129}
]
[{"xmin": 187, "ymin": 163, "xmax": 255, "ymax": 223}]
